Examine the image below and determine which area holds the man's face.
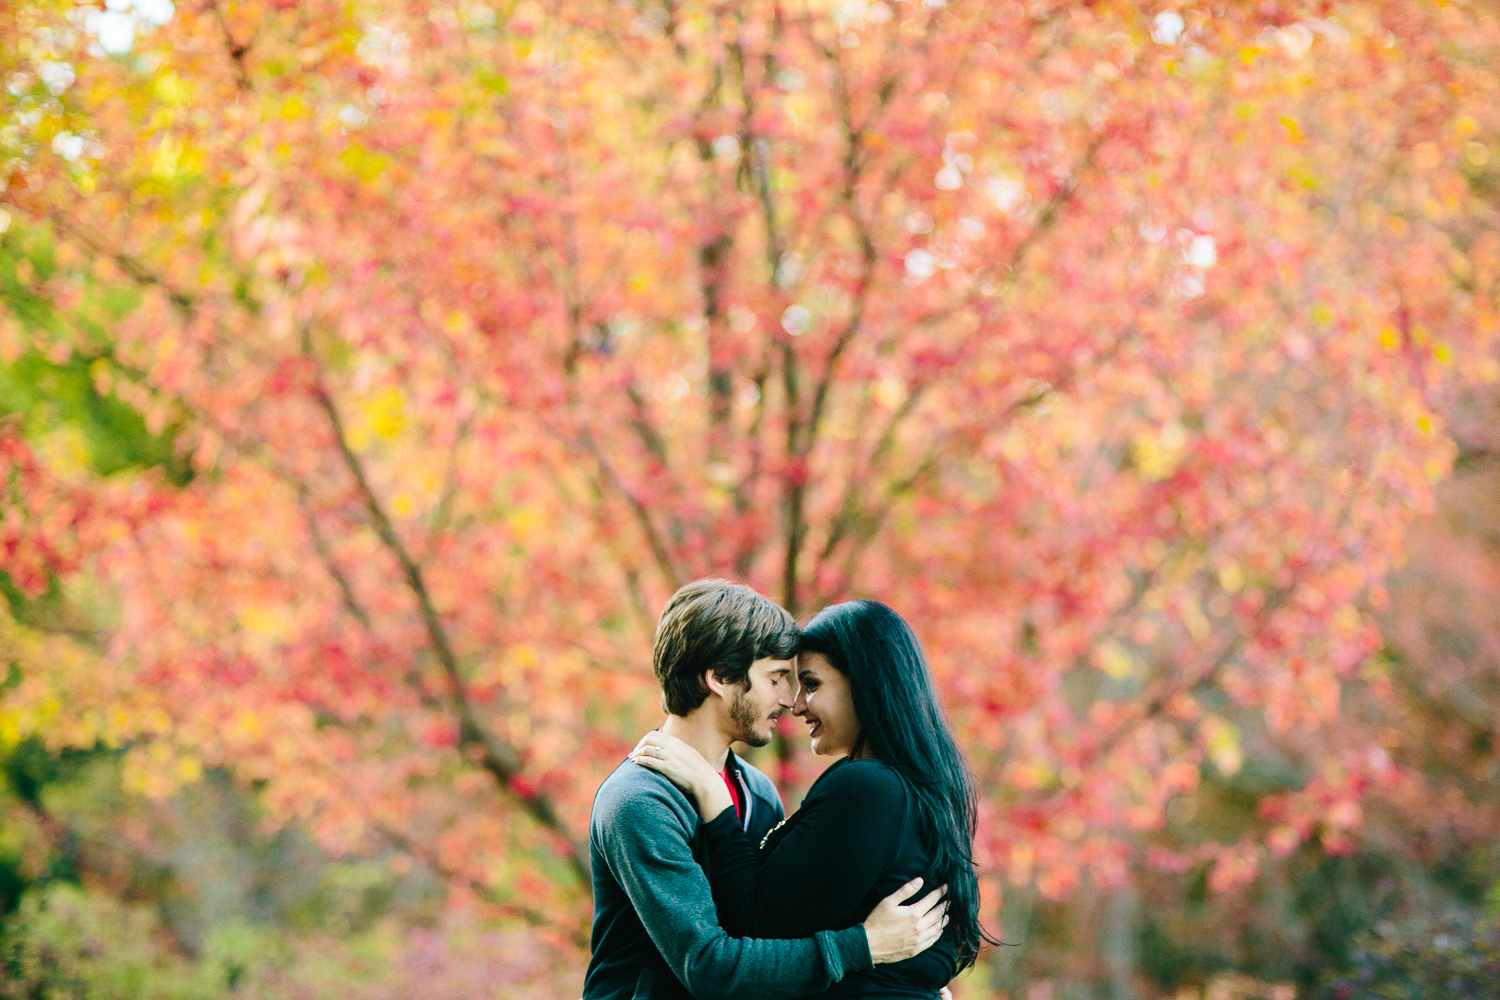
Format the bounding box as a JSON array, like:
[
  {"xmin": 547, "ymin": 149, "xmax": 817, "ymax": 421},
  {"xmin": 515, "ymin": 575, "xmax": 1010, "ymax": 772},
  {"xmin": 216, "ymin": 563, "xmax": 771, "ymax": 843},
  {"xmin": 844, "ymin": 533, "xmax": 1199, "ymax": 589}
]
[{"xmin": 724, "ymin": 657, "xmax": 795, "ymax": 747}]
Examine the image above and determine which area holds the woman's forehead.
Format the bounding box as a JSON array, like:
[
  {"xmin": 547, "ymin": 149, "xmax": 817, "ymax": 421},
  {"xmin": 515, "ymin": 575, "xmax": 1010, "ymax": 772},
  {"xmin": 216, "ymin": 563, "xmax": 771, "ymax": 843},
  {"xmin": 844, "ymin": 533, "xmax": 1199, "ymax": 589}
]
[{"xmin": 797, "ymin": 651, "xmax": 830, "ymax": 674}]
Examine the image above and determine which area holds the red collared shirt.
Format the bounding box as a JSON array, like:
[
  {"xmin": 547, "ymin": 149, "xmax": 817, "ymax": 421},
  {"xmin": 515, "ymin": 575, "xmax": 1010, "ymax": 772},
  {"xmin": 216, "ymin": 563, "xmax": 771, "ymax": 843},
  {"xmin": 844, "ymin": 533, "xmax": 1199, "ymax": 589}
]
[{"xmin": 720, "ymin": 762, "xmax": 744, "ymax": 821}]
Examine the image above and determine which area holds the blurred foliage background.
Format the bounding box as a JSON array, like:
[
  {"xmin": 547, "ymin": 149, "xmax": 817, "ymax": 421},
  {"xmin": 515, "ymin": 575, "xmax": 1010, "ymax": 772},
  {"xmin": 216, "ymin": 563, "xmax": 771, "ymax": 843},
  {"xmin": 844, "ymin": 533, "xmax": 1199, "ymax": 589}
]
[
  {"xmin": 3, "ymin": 1, "xmax": 1500, "ymax": 998},
  {"xmin": 4, "ymin": 183, "xmax": 1497, "ymax": 1000}
]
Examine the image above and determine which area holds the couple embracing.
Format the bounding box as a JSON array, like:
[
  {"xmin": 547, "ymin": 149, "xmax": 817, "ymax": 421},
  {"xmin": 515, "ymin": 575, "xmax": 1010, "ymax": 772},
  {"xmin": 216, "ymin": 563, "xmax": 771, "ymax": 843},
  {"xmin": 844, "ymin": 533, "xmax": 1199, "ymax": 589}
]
[{"xmin": 583, "ymin": 579, "xmax": 989, "ymax": 1000}]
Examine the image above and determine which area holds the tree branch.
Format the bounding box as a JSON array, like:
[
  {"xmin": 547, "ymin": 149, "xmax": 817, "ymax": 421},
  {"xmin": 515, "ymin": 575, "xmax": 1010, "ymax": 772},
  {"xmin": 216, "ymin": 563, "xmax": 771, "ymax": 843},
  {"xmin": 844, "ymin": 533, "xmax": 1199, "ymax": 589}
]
[
  {"xmin": 304, "ymin": 337, "xmax": 588, "ymax": 882},
  {"xmin": 541, "ymin": 63, "xmax": 685, "ymax": 591},
  {"xmin": 816, "ymin": 332, "xmax": 1126, "ymax": 605},
  {"xmin": 294, "ymin": 481, "xmax": 373, "ymax": 630},
  {"xmin": 1048, "ymin": 587, "xmax": 1292, "ymax": 786},
  {"xmin": 205, "ymin": 0, "xmax": 254, "ymax": 91},
  {"xmin": 376, "ymin": 822, "xmax": 590, "ymax": 948},
  {"xmin": 427, "ymin": 404, "xmax": 477, "ymax": 544}
]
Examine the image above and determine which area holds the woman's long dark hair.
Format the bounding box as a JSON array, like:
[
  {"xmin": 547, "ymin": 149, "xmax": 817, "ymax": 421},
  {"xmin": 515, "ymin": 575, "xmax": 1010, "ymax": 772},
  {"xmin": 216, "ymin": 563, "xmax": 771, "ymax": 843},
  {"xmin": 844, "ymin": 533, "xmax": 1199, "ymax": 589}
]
[{"xmin": 799, "ymin": 600, "xmax": 995, "ymax": 971}]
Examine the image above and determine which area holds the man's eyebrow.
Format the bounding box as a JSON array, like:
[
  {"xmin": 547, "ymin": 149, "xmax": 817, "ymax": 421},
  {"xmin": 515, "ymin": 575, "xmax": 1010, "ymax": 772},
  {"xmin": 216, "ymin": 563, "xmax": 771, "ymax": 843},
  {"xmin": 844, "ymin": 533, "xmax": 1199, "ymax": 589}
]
[{"xmin": 768, "ymin": 666, "xmax": 791, "ymax": 676}]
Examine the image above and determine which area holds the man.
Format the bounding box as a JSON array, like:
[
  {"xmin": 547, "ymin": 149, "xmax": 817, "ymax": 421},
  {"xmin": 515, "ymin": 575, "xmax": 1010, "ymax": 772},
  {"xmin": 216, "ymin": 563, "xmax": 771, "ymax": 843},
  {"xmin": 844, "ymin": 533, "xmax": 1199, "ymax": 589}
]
[{"xmin": 584, "ymin": 579, "xmax": 948, "ymax": 1000}]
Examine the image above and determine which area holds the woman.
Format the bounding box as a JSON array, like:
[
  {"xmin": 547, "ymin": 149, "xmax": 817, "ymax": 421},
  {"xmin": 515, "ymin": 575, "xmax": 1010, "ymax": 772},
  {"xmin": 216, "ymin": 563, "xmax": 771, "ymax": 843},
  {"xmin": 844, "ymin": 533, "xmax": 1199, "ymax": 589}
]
[{"xmin": 631, "ymin": 599, "xmax": 989, "ymax": 998}]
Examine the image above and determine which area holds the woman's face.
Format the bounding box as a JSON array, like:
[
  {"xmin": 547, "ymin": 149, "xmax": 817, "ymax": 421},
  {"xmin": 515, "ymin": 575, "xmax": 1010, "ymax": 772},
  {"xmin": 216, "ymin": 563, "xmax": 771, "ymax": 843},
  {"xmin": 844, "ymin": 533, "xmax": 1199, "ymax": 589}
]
[{"xmin": 792, "ymin": 652, "xmax": 861, "ymax": 758}]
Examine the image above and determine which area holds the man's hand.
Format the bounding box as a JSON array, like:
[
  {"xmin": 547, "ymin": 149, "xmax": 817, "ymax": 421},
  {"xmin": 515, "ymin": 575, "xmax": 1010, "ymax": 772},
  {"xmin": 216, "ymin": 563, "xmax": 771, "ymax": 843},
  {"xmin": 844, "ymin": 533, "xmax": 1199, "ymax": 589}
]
[{"xmin": 862, "ymin": 878, "xmax": 948, "ymax": 964}]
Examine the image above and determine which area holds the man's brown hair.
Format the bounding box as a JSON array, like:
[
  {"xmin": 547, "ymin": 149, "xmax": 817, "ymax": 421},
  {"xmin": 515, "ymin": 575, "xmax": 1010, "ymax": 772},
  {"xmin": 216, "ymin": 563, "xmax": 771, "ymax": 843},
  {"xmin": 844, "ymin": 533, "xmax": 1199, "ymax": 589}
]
[{"xmin": 653, "ymin": 579, "xmax": 798, "ymax": 716}]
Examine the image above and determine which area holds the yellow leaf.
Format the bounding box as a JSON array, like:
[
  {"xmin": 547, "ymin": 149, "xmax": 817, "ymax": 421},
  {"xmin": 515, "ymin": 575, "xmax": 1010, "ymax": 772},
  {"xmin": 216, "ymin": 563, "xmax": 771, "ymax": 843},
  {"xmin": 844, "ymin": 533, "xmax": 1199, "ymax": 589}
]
[
  {"xmin": 999, "ymin": 429, "xmax": 1026, "ymax": 463},
  {"xmin": 1332, "ymin": 605, "xmax": 1361, "ymax": 636},
  {"xmin": 1287, "ymin": 162, "xmax": 1319, "ymax": 189},
  {"xmin": 365, "ymin": 386, "xmax": 405, "ymax": 440},
  {"xmin": 153, "ymin": 71, "xmax": 192, "ymax": 107},
  {"xmin": 178, "ymin": 755, "xmax": 203, "ymax": 784},
  {"xmin": 36, "ymin": 425, "xmax": 90, "ymax": 476},
  {"xmin": 1181, "ymin": 599, "xmax": 1211, "ymax": 641},
  {"xmin": 1094, "ymin": 640, "xmax": 1137, "ymax": 680},
  {"xmin": 1204, "ymin": 716, "xmax": 1243, "ymax": 776},
  {"xmin": 0, "ymin": 711, "xmax": 20, "ymax": 751},
  {"xmin": 240, "ymin": 604, "xmax": 291, "ymax": 640},
  {"xmin": 508, "ymin": 507, "xmax": 540, "ymax": 538},
  {"xmin": 151, "ymin": 136, "xmax": 183, "ymax": 179},
  {"xmin": 339, "ymin": 144, "xmax": 390, "ymax": 182},
  {"xmin": 1133, "ymin": 422, "xmax": 1186, "ymax": 481},
  {"xmin": 228, "ymin": 710, "xmax": 263, "ymax": 741}
]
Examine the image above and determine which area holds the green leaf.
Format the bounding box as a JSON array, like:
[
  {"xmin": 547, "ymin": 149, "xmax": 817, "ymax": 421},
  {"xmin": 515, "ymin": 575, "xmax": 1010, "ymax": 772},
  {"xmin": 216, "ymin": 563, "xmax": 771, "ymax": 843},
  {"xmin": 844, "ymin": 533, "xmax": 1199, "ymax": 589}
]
[{"xmin": 477, "ymin": 70, "xmax": 510, "ymax": 95}]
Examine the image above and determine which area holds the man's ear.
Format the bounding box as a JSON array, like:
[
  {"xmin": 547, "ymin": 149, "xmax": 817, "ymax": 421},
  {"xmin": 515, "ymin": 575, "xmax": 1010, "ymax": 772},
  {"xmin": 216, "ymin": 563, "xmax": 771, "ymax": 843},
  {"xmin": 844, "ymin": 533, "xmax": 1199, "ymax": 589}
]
[{"xmin": 701, "ymin": 667, "xmax": 730, "ymax": 700}]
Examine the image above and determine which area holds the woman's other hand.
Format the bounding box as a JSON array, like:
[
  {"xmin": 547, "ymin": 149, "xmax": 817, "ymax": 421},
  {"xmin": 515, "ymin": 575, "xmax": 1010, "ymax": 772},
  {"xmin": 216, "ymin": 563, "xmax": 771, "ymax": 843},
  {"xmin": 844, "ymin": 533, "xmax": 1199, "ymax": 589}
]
[
  {"xmin": 629, "ymin": 732, "xmax": 734, "ymax": 822},
  {"xmin": 862, "ymin": 878, "xmax": 949, "ymax": 964}
]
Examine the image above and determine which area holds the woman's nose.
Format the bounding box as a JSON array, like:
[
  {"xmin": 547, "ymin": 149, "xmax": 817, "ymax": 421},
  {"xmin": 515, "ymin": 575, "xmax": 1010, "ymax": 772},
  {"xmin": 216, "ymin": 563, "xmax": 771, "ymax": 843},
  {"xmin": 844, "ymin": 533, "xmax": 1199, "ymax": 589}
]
[{"xmin": 792, "ymin": 689, "xmax": 807, "ymax": 715}]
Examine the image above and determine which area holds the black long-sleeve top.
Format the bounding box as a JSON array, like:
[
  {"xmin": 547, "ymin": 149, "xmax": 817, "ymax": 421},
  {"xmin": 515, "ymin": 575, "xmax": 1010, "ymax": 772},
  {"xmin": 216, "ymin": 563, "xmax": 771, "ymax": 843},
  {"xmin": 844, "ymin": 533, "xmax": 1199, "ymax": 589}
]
[
  {"xmin": 584, "ymin": 757, "xmax": 871, "ymax": 1000},
  {"xmin": 700, "ymin": 757, "xmax": 958, "ymax": 999}
]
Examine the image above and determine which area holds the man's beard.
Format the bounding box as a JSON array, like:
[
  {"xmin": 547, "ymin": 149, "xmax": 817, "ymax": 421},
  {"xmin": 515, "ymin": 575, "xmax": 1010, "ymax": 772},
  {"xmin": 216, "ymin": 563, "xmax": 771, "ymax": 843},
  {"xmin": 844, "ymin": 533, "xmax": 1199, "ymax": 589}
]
[{"xmin": 729, "ymin": 689, "xmax": 772, "ymax": 747}]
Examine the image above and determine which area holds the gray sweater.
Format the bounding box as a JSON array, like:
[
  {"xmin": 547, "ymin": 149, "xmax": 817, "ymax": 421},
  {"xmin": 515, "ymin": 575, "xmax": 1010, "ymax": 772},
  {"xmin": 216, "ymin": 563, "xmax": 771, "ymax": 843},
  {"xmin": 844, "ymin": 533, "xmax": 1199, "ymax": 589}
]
[{"xmin": 583, "ymin": 755, "xmax": 873, "ymax": 1000}]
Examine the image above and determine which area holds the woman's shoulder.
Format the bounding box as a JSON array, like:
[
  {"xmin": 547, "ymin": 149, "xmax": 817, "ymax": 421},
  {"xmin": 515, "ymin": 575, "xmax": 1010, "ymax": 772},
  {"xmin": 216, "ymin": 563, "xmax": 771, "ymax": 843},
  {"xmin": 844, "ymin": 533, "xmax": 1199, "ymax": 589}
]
[{"xmin": 811, "ymin": 756, "xmax": 908, "ymax": 801}]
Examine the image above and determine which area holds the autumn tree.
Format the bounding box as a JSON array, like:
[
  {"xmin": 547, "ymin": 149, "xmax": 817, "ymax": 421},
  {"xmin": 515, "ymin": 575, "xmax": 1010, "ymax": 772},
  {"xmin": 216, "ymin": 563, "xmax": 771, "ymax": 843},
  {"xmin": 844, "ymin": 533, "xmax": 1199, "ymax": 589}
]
[{"xmin": 3, "ymin": 0, "xmax": 1499, "ymax": 985}]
